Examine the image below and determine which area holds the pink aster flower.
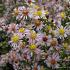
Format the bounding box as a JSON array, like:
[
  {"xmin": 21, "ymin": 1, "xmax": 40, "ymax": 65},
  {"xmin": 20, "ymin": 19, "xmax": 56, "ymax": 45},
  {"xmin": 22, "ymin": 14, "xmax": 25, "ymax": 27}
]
[{"xmin": 45, "ymin": 52, "xmax": 60, "ymax": 69}]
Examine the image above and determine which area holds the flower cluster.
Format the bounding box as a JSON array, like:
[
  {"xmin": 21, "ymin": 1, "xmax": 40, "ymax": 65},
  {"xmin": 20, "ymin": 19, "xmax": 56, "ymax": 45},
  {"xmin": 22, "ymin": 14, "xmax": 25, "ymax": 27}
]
[{"xmin": 0, "ymin": 0, "xmax": 70, "ymax": 70}]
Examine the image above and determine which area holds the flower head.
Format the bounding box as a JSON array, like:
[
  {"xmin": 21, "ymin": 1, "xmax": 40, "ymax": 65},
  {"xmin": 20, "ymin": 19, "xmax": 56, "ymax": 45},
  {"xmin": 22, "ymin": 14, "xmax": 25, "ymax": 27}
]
[
  {"xmin": 22, "ymin": 9, "xmax": 29, "ymax": 16},
  {"xmin": 30, "ymin": 30, "xmax": 37, "ymax": 39},
  {"xmin": 11, "ymin": 34, "xmax": 19, "ymax": 43},
  {"xmin": 36, "ymin": 11, "xmax": 42, "ymax": 16},
  {"xmin": 60, "ymin": 12, "xmax": 66, "ymax": 18},
  {"xmin": 59, "ymin": 28, "xmax": 65, "ymax": 35},
  {"xmin": 35, "ymin": 19, "xmax": 41, "ymax": 26},
  {"xmin": 13, "ymin": 8, "xmax": 19, "ymax": 16},
  {"xmin": 19, "ymin": 28, "xmax": 25, "ymax": 33},
  {"xmin": 29, "ymin": 44, "xmax": 37, "ymax": 50}
]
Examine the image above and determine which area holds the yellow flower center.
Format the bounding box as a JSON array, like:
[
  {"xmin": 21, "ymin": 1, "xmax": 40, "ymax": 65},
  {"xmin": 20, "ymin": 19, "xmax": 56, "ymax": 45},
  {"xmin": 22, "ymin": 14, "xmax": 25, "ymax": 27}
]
[
  {"xmin": 59, "ymin": 28, "xmax": 65, "ymax": 35},
  {"xmin": 19, "ymin": 28, "xmax": 25, "ymax": 33},
  {"xmin": 63, "ymin": 43, "xmax": 68, "ymax": 49},
  {"xmin": 60, "ymin": 12, "xmax": 65, "ymax": 18},
  {"xmin": 30, "ymin": 31, "xmax": 37, "ymax": 39},
  {"xmin": 11, "ymin": 34, "xmax": 19, "ymax": 43},
  {"xmin": 29, "ymin": 44, "xmax": 36, "ymax": 50},
  {"xmin": 47, "ymin": 25, "xmax": 51, "ymax": 30},
  {"xmin": 36, "ymin": 11, "xmax": 42, "ymax": 16},
  {"xmin": 63, "ymin": 43, "xmax": 69, "ymax": 50},
  {"xmin": 14, "ymin": 8, "xmax": 19, "ymax": 16}
]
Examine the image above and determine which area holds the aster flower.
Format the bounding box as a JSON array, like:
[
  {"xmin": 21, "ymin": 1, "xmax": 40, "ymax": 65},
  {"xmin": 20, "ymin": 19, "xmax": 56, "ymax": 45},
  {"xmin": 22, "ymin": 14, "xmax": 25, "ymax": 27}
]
[
  {"xmin": 31, "ymin": 19, "xmax": 45, "ymax": 31},
  {"xmin": 12, "ymin": 6, "xmax": 30, "ymax": 20},
  {"xmin": 45, "ymin": 53, "xmax": 60, "ymax": 69},
  {"xmin": 8, "ymin": 34, "xmax": 20, "ymax": 49},
  {"xmin": 23, "ymin": 43, "xmax": 41, "ymax": 61},
  {"xmin": 55, "ymin": 26, "xmax": 69, "ymax": 38},
  {"xmin": 26, "ymin": 30, "xmax": 44, "ymax": 44}
]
